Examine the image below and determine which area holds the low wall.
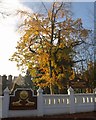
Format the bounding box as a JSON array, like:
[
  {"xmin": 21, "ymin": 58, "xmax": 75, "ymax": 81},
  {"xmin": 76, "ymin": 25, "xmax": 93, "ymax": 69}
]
[
  {"xmin": 43, "ymin": 94, "xmax": 70, "ymax": 115},
  {"xmin": 1, "ymin": 87, "xmax": 96, "ymax": 118},
  {"xmin": 42, "ymin": 93, "xmax": 96, "ymax": 115}
]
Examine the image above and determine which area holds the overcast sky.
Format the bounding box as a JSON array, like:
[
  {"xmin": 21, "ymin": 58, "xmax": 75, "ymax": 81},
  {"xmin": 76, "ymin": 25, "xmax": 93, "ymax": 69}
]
[{"xmin": 0, "ymin": 0, "xmax": 94, "ymax": 76}]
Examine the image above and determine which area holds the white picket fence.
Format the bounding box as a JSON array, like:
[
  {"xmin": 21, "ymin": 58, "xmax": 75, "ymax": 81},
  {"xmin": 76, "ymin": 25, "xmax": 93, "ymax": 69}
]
[{"xmin": 1, "ymin": 87, "xmax": 96, "ymax": 118}]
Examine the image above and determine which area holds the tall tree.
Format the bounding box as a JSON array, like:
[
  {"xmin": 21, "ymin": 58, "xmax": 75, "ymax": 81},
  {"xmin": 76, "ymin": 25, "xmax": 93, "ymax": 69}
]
[
  {"xmin": 82, "ymin": 61, "xmax": 96, "ymax": 92},
  {"xmin": 24, "ymin": 70, "xmax": 33, "ymax": 88},
  {"xmin": 10, "ymin": 2, "xmax": 89, "ymax": 94}
]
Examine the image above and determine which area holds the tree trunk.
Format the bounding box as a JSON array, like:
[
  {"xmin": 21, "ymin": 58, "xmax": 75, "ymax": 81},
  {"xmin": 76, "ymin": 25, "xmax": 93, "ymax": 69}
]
[
  {"xmin": 48, "ymin": 3, "xmax": 55, "ymax": 94},
  {"xmin": 50, "ymin": 83, "xmax": 54, "ymax": 95},
  {"xmin": 49, "ymin": 59, "xmax": 54, "ymax": 94}
]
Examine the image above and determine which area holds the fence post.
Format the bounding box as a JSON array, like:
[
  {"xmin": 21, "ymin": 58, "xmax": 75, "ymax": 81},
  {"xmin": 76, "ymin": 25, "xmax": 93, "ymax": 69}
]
[
  {"xmin": 37, "ymin": 87, "xmax": 43, "ymax": 116},
  {"xmin": 93, "ymin": 88, "xmax": 96, "ymax": 94},
  {"xmin": 2, "ymin": 87, "xmax": 10, "ymax": 118},
  {"xmin": 93, "ymin": 88, "xmax": 96, "ymax": 111},
  {"xmin": 67, "ymin": 86, "xmax": 75, "ymax": 114}
]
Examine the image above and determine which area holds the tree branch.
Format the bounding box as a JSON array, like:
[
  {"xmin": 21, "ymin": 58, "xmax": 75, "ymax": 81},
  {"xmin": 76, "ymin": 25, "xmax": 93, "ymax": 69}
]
[
  {"xmin": 29, "ymin": 45, "xmax": 37, "ymax": 54},
  {"xmin": 73, "ymin": 59, "xmax": 86, "ymax": 63}
]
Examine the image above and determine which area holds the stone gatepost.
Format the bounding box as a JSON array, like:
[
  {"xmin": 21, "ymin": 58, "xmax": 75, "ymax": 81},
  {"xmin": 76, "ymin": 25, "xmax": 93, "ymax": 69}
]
[
  {"xmin": 37, "ymin": 87, "xmax": 43, "ymax": 116},
  {"xmin": 68, "ymin": 86, "xmax": 75, "ymax": 114},
  {"xmin": 2, "ymin": 87, "xmax": 10, "ymax": 118}
]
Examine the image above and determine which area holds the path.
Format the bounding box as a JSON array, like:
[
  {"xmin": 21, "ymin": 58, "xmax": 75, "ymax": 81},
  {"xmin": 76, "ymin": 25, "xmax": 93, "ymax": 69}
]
[{"xmin": 1, "ymin": 112, "xmax": 96, "ymax": 120}]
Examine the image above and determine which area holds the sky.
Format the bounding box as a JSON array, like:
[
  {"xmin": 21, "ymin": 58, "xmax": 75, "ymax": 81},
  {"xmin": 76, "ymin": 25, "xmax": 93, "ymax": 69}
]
[
  {"xmin": 0, "ymin": 0, "xmax": 94, "ymax": 76},
  {"xmin": 0, "ymin": 0, "xmax": 29, "ymax": 76}
]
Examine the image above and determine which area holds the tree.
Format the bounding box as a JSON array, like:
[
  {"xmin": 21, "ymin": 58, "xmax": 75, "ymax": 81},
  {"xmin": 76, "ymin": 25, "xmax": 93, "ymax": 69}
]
[
  {"xmin": 24, "ymin": 70, "xmax": 33, "ymax": 88},
  {"xmin": 10, "ymin": 2, "xmax": 89, "ymax": 94},
  {"xmin": 82, "ymin": 61, "xmax": 96, "ymax": 92}
]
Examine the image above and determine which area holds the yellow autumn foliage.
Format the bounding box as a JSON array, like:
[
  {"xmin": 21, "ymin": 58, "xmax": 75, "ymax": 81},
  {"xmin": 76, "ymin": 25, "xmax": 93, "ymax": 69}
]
[{"xmin": 10, "ymin": 2, "xmax": 89, "ymax": 94}]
